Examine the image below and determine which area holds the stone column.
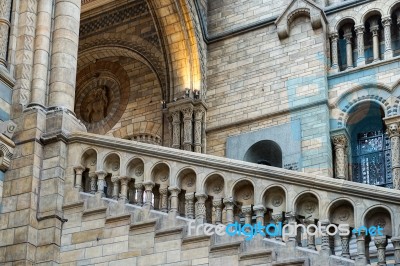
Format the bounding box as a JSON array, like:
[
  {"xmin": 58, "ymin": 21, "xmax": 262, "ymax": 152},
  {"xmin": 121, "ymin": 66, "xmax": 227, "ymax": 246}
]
[
  {"xmin": 95, "ymin": 170, "xmax": 107, "ymax": 197},
  {"xmin": 355, "ymin": 25, "xmax": 365, "ymax": 66},
  {"xmin": 213, "ymin": 198, "xmax": 223, "ymax": 224},
  {"xmin": 119, "ymin": 176, "xmax": 130, "ymax": 202},
  {"xmin": 48, "ymin": 0, "xmax": 81, "ymax": 111},
  {"xmin": 330, "ymin": 33, "xmax": 339, "ymax": 71},
  {"xmin": 304, "ymin": 218, "xmax": 316, "ymax": 250},
  {"xmin": 242, "ymin": 205, "xmax": 253, "ymax": 225},
  {"xmin": 223, "ymin": 198, "xmax": 235, "ymax": 224},
  {"xmin": 285, "ymin": 213, "xmax": 297, "ymax": 246},
  {"xmin": 370, "ymin": 20, "xmax": 380, "ymax": 63},
  {"xmin": 171, "ymin": 110, "xmax": 181, "ymax": 149},
  {"xmin": 382, "ymin": 16, "xmax": 393, "ymax": 60},
  {"xmin": 355, "ymin": 230, "xmax": 368, "ymax": 266},
  {"xmin": 320, "ymin": 220, "xmax": 332, "ymax": 255},
  {"xmin": 343, "ymin": 27, "xmax": 354, "ymax": 70},
  {"xmin": 195, "ymin": 194, "xmax": 207, "ymax": 223},
  {"xmin": 340, "ymin": 230, "xmax": 351, "ymax": 258},
  {"xmin": 332, "ymin": 133, "xmax": 348, "ymax": 180},
  {"xmin": 386, "ymin": 120, "xmax": 400, "ymax": 189},
  {"xmin": 89, "ymin": 172, "xmax": 97, "ymax": 194},
  {"xmin": 169, "ymin": 187, "xmax": 181, "ymax": 213},
  {"xmin": 0, "ymin": 0, "xmax": 12, "ymax": 68},
  {"xmin": 73, "ymin": 165, "xmax": 85, "ymax": 191},
  {"xmin": 182, "ymin": 106, "xmax": 193, "ymax": 151},
  {"xmin": 391, "ymin": 237, "xmax": 400, "ymax": 265},
  {"xmin": 159, "ymin": 187, "xmax": 169, "ymax": 212},
  {"xmin": 185, "ymin": 192, "xmax": 195, "ymax": 219},
  {"xmin": 193, "ymin": 107, "xmax": 205, "ymax": 153},
  {"xmin": 135, "ymin": 183, "xmax": 144, "ymax": 206},
  {"xmin": 30, "ymin": 0, "xmax": 54, "ymax": 106},
  {"xmin": 111, "ymin": 176, "xmax": 120, "ymax": 200},
  {"xmin": 272, "ymin": 213, "xmax": 283, "ymax": 241},
  {"xmin": 374, "ymin": 236, "xmax": 388, "ymax": 266},
  {"xmin": 254, "ymin": 206, "xmax": 265, "ymax": 225},
  {"xmin": 143, "ymin": 182, "xmax": 154, "ymax": 208}
]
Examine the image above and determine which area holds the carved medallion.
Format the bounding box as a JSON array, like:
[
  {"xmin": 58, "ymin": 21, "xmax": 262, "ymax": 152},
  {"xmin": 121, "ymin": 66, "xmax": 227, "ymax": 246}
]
[
  {"xmin": 338, "ymin": 210, "xmax": 350, "ymax": 222},
  {"xmin": 111, "ymin": 162, "xmax": 119, "ymax": 171},
  {"xmin": 90, "ymin": 159, "xmax": 96, "ymax": 166},
  {"xmin": 242, "ymin": 189, "xmax": 253, "ymax": 200},
  {"xmin": 186, "ymin": 177, "xmax": 195, "ymax": 187},
  {"xmin": 160, "ymin": 175, "xmax": 168, "ymax": 182},
  {"xmin": 374, "ymin": 218, "xmax": 386, "ymax": 228},
  {"xmin": 213, "ymin": 185, "xmax": 222, "ymax": 194},
  {"xmin": 272, "ymin": 196, "xmax": 283, "ymax": 207},
  {"xmin": 135, "ymin": 166, "xmax": 144, "ymax": 177},
  {"xmin": 303, "ymin": 202, "xmax": 316, "ymax": 214}
]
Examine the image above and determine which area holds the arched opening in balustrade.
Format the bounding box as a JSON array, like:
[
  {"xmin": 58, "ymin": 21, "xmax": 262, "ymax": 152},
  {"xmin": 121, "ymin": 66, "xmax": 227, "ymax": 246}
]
[
  {"xmin": 243, "ymin": 140, "xmax": 282, "ymax": 168},
  {"xmin": 363, "ymin": 11, "xmax": 383, "ymax": 64},
  {"xmin": 337, "ymin": 18, "xmax": 356, "ymax": 71},
  {"xmin": 177, "ymin": 168, "xmax": 197, "ymax": 218},
  {"xmin": 364, "ymin": 206, "xmax": 392, "ymax": 237},
  {"xmin": 126, "ymin": 158, "xmax": 145, "ymax": 204},
  {"xmin": 80, "ymin": 148, "xmax": 97, "ymax": 193},
  {"xmin": 151, "ymin": 162, "xmax": 170, "ymax": 211},
  {"xmin": 103, "ymin": 153, "xmax": 121, "ymax": 199},
  {"xmin": 262, "ymin": 186, "xmax": 286, "ymax": 226},
  {"xmin": 204, "ymin": 174, "xmax": 225, "ymax": 224},
  {"xmin": 232, "ymin": 180, "xmax": 255, "ymax": 225},
  {"xmin": 347, "ymin": 101, "xmax": 391, "ymax": 188}
]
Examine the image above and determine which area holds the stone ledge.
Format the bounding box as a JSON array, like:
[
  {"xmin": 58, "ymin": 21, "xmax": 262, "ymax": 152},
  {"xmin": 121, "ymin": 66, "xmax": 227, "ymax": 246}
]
[
  {"xmin": 82, "ymin": 206, "xmax": 107, "ymax": 217},
  {"xmin": 239, "ymin": 250, "xmax": 274, "ymax": 261},
  {"xmin": 272, "ymin": 258, "xmax": 308, "ymax": 266},
  {"xmin": 105, "ymin": 214, "xmax": 131, "ymax": 225},
  {"xmin": 129, "ymin": 219, "xmax": 157, "ymax": 234},
  {"xmin": 209, "ymin": 241, "xmax": 242, "ymax": 253},
  {"xmin": 181, "ymin": 234, "xmax": 211, "ymax": 245},
  {"xmin": 62, "ymin": 201, "xmax": 84, "ymax": 211},
  {"xmin": 155, "ymin": 226, "xmax": 184, "ymax": 238}
]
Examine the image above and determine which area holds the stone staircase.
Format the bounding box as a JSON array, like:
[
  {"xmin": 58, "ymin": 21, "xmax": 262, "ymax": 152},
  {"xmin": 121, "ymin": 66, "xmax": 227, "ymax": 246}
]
[{"xmin": 60, "ymin": 192, "xmax": 357, "ymax": 266}]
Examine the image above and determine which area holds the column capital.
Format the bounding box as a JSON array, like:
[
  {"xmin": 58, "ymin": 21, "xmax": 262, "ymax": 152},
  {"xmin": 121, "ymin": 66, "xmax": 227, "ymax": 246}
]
[
  {"xmin": 143, "ymin": 181, "xmax": 155, "ymax": 190},
  {"xmin": 168, "ymin": 186, "xmax": 181, "ymax": 195},
  {"xmin": 111, "ymin": 175, "xmax": 120, "ymax": 183},
  {"xmin": 118, "ymin": 176, "xmax": 130, "ymax": 184},
  {"xmin": 329, "ymin": 32, "xmax": 339, "ymax": 40},
  {"xmin": 271, "ymin": 213, "xmax": 283, "ymax": 223},
  {"xmin": 332, "ymin": 133, "xmax": 348, "ymax": 148},
  {"xmin": 253, "ymin": 205, "xmax": 265, "ymax": 217},
  {"xmin": 196, "ymin": 193, "xmax": 208, "ymax": 203},
  {"xmin": 241, "ymin": 205, "xmax": 252, "ymax": 214},
  {"xmin": 185, "ymin": 192, "xmax": 195, "ymax": 200},
  {"xmin": 382, "ymin": 16, "xmax": 392, "ymax": 26},
  {"xmin": 354, "ymin": 24, "xmax": 365, "ymax": 33},
  {"xmin": 134, "ymin": 182, "xmax": 144, "ymax": 189},
  {"xmin": 391, "ymin": 236, "xmax": 400, "ymax": 247},
  {"xmin": 223, "ymin": 198, "xmax": 235, "ymax": 208},
  {"xmin": 95, "ymin": 170, "xmax": 108, "ymax": 179},
  {"xmin": 370, "ymin": 23, "xmax": 380, "ymax": 34},
  {"xmin": 74, "ymin": 165, "xmax": 85, "ymax": 174},
  {"xmin": 212, "ymin": 198, "xmax": 223, "ymax": 208},
  {"xmin": 181, "ymin": 105, "xmax": 194, "ymax": 119},
  {"xmin": 159, "ymin": 187, "xmax": 168, "ymax": 195},
  {"xmin": 374, "ymin": 236, "xmax": 388, "ymax": 248}
]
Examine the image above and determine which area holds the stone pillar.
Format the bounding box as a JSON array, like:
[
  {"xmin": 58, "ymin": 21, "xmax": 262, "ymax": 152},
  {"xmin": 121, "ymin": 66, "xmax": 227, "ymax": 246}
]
[
  {"xmin": 242, "ymin": 205, "xmax": 253, "ymax": 225},
  {"xmin": 355, "ymin": 25, "xmax": 365, "ymax": 66},
  {"xmin": 119, "ymin": 176, "xmax": 130, "ymax": 202},
  {"xmin": 370, "ymin": 20, "xmax": 380, "ymax": 63},
  {"xmin": 95, "ymin": 170, "xmax": 107, "ymax": 197},
  {"xmin": 320, "ymin": 220, "xmax": 332, "ymax": 255},
  {"xmin": 0, "ymin": 0, "xmax": 12, "ymax": 68},
  {"xmin": 254, "ymin": 206, "xmax": 265, "ymax": 225},
  {"xmin": 391, "ymin": 237, "xmax": 400, "ymax": 265},
  {"xmin": 111, "ymin": 176, "xmax": 120, "ymax": 200},
  {"xmin": 285, "ymin": 213, "xmax": 297, "ymax": 246},
  {"xmin": 195, "ymin": 194, "xmax": 207, "ymax": 223},
  {"xmin": 304, "ymin": 218, "xmax": 316, "ymax": 250},
  {"xmin": 159, "ymin": 187, "xmax": 169, "ymax": 212},
  {"xmin": 332, "ymin": 133, "xmax": 348, "ymax": 180},
  {"xmin": 182, "ymin": 106, "xmax": 193, "ymax": 151},
  {"xmin": 169, "ymin": 187, "xmax": 181, "ymax": 213},
  {"xmin": 194, "ymin": 107, "xmax": 205, "ymax": 153},
  {"xmin": 355, "ymin": 230, "xmax": 368, "ymax": 266},
  {"xmin": 213, "ymin": 198, "xmax": 223, "ymax": 224},
  {"xmin": 143, "ymin": 182, "xmax": 154, "ymax": 208},
  {"xmin": 340, "ymin": 230, "xmax": 351, "ymax": 258},
  {"xmin": 272, "ymin": 213, "xmax": 283, "ymax": 241},
  {"xmin": 343, "ymin": 27, "xmax": 354, "ymax": 70},
  {"xmin": 30, "ymin": 0, "xmax": 54, "ymax": 106},
  {"xmin": 73, "ymin": 165, "xmax": 85, "ymax": 191},
  {"xmin": 374, "ymin": 236, "xmax": 388, "ymax": 266},
  {"xmin": 171, "ymin": 110, "xmax": 181, "ymax": 149},
  {"xmin": 185, "ymin": 192, "xmax": 195, "ymax": 219},
  {"xmin": 385, "ymin": 120, "xmax": 400, "ymax": 189},
  {"xmin": 330, "ymin": 33, "xmax": 339, "ymax": 71},
  {"xmin": 48, "ymin": 0, "xmax": 81, "ymax": 111},
  {"xmin": 135, "ymin": 183, "xmax": 144, "ymax": 206},
  {"xmin": 382, "ymin": 16, "xmax": 393, "ymax": 60},
  {"xmin": 223, "ymin": 198, "xmax": 235, "ymax": 224},
  {"xmin": 89, "ymin": 172, "xmax": 97, "ymax": 194}
]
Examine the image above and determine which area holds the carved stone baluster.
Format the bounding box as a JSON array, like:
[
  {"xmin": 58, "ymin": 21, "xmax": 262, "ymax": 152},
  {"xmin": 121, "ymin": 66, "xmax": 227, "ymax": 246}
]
[
  {"xmin": 135, "ymin": 183, "xmax": 144, "ymax": 206},
  {"xmin": 182, "ymin": 106, "xmax": 193, "ymax": 151},
  {"xmin": 343, "ymin": 26, "xmax": 354, "ymax": 70},
  {"xmin": 213, "ymin": 199, "xmax": 223, "ymax": 225},
  {"xmin": 374, "ymin": 236, "xmax": 388, "ymax": 266},
  {"xmin": 193, "ymin": 107, "xmax": 205, "ymax": 153},
  {"xmin": 304, "ymin": 219, "xmax": 316, "ymax": 250},
  {"xmin": 355, "ymin": 230, "xmax": 367, "ymax": 266},
  {"xmin": 195, "ymin": 194, "xmax": 207, "ymax": 223},
  {"xmin": 143, "ymin": 182, "xmax": 154, "ymax": 208},
  {"xmin": 330, "ymin": 33, "xmax": 339, "ymax": 71},
  {"xmin": 159, "ymin": 187, "xmax": 169, "ymax": 212},
  {"xmin": 320, "ymin": 220, "xmax": 332, "ymax": 255},
  {"xmin": 386, "ymin": 121, "xmax": 400, "ymax": 189},
  {"xmin": 242, "ymin": 205, "xmax": 252, "ymax": 226},
  {"xmin": 391, "ymin": 236, "xmax": 400, "ymax": 265},
  {"xmin": 285, "ymin": 213, "xmax": 297, "ymax": 247},
  {"xmin": 89, "ymin": 172, "xmax": 97, "ymax": 194},
  {"xmin": 74, "ymin": 165, "xmax": 85, "ymax": 191},
  {"xmin": 340, "ymin": 229, "xmax": 351, "ymax": 258},
  {"xmin": 370, "ymin": 20, "xmax": 380, "ymax": 62},
  {"xmin": 272, "ymin": 213, "xmax": 283, "ymax": 241},
  {"xmin": 171, "ymin": 110, "xmax": 181, "ymax": 149},
  {"xmin": 95, "ymin": 170, "xmax": 107, "ymax": 197},
  {"xmin": 223, "ymin": 198, "xmax": 235, "ymax": 224},
  {"xmin": 119, "ymin": 176, "xmax": 130, "ymax": 203},
  {"xmin": 185, "ymin": 192, "xmax": 195, "ymax": 219},
  {"xmin": 382, "ymin": 16, "xmax": 393, "ymax": 59},
  {"xmin": 111, "ymin": 176, "xmax": 120, "ymax": 200},
  {"xmin": 0, "ymin": 0, "xmax": 12, "ymax": 68},
  {"xmin": 169, "ymin": 187, "xmax": 181, "ymax": 213},
  {"xmin": 355, "ymin": 25, "xmax": 365, "ymax": 66},
  {"xmin": 254, "ymin": 206, "xmax": 265, "ymax": 226},
  {"xmin": 332, "ymin": 133, "xmax": 348, "ymax": 179}
]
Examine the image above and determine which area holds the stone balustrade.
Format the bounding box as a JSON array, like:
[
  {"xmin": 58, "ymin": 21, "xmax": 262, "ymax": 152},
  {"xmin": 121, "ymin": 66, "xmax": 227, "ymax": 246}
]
[{"xmin": 65, "ymin": 132, "xmax": 400, "ymax": 264}]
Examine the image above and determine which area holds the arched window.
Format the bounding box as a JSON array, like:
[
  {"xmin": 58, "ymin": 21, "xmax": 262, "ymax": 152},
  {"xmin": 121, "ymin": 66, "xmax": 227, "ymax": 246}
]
[
  {"xmin": 243, "ymin": 140, "xmax": 282, "ymax": 168},
  {"xmin": 348, "ymin": 102, "xmax": 392, "ymax": 188}
]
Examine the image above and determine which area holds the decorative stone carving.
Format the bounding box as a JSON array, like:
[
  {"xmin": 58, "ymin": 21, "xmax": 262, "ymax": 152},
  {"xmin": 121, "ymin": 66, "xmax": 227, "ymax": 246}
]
[
  {"xmin": 223, "ymin": 198, "xmax": 235, "ymax": 224},
  {"xmin": 181, "ymin": 105, "xmax": 193, "ymax": 151},
  {"xmin": 374, "ymin": 218, "xmax": 386, "ymax": 229},
  {"xmin": 134, "ymin": 183, "xmax": 144, "ymax": 206},
  {"xmin": 386, "ymin": 121, "xmax": 400, "ymax": 189},
  {"xmin": 0, "ymin": 135, "xmax": 15, "ymax": 172},
  {"xmin": 171, "ymin": 110, "xmax": 181, "ymax": 149},
  {"xmin": 194, "ymin": 106, "xmax": 205, "ymax": 153},
  {"xmin": 0, "ymin": 0, "xmax": 11, "ymax": 67},
  {"xmin": 370, "ymin": 20, "xmax": 380, "ymax": 62},
  {"xmin": 272, "ymin": 196, "xmax": 283, "ymax": 207},
  {"xmin": 85, "ymin": 86, "xmax": 109, "ymax": 123},
  {"xmin": 332, "ymin": 133, "xmax": 348, "ymax": 180},
  {"xmin": 242, "ymin": 189, "xmax": 253, "ymax": 200},
  {"xmin": 111, "ymin": 161, "xmax": 119, "ymax": 172},
  {"xmin": 374, "ymin": 236, "xmax": 388, "ymax": 265},
  {"xmin": 213, "ymin": 184, "xmax": 223, "ymax": 194},
  {"xmin": 185, "ymin": 193, "xmax": 195, "ymax": 219},
  {"xmin": 343, "ymin": 26, "xmax": 354, "ymax": 69},
  {"xmin": 330, "ymin": 33, "xmax": 339, "ymax": 70},
  {"xmin": 304, "ymin": 218, "xmax": 316, "ymax": 250},
  {"xmin": 213, "ymin": 199, "xmax": 223, "ymax": 224},
  {"xmin": 241, "ymin": 205, "xmax": 253, "ymax": 225},
  {"xmin": 135, "ymin": 166, "xmax": 144, "ymax": 177},
  {"xmin": 89, "ymin": 172, "xmax": 97, "ymax": 194},
  {"xmin": 391, "ymin": 236, "xmax": 400, "ymax": 264},
  {"xmin": 303, "ymin": 202, "xmax": 316, "ymax": 214},
  {"xmin": 160, "ymin": 175, "xmax": 168, "ymax": 182},
  {"xmin": 340, "ymin": 229, "xmax": 351, "ymax": 258},
  {"xmin": 354, "ymin": 25, "xmax": 365, "ymax": 65},
  {"xmin": 118, "ymin": 176, "xmax": 130, "ymax": 202},
  {"xmin": 159, "ymin": 187, "xmax": 169, "ymax": 212},
  {"xmin": 111, "ymin": 176, "xmax": 120, "ymax": 200},
  {"xmin": 143, "ymin": 182, "xmax": 155, "ymax": 208},
  {"xmin": 195, "ymin": 194, "xmax": 207, "ymax": 223},
  {"xmin": 0, "ymin": 120, "xmax": 17, "ymax": 139},
  {"xmin": 74, "ymin": 165, "xmax": 85, "ymax": 191},
  {"xmin": 186, "ymin": 177, "xmax": 195, "ymax": 187},
  {"xmin": 95, "ymin": 170, "xmax": 108, "ymax": 197},
  {"xmin": 382, "ymin": 16, "xmax": 393, "ymax": 59},
  {"xmin": 253, "ymin": 205, "xmax": 265, "ymax": 225},
  {"xmin": 168, "ymin": 187, "xmax": 181, "ymax": 213}
]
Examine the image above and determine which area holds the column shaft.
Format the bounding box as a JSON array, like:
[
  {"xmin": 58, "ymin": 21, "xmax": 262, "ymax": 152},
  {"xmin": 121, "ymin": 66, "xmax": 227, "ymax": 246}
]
[
  {"xmin": 388, "ymin": 123, "xmax": 400, "ymax": 189},
  {"xmin": 160, "ymin": 187, "xmax": 169, "ymax": 212},
  {"xmin": 111, "ymin": 176, "xmax": 120, "ymax": 200},
  {"xmin": 169, "ymin": 187, "xmax": 181, "ymax": 213},
  {"xmin": 343, "ymin": 28, "xmax": 353, "ymax": 69},
  {"xmin": 89, "ymin": 172, "xmax": 97, "ymax": 194},
  {"xmin": 0, "ymin": 0, "xmax": 12, "ymax": 67},
  {"xmin": 119, "ymin": 177, "xmax": 129, "ymax": 202},
  {"xmin": 96, "ymin": 170, "xmax": 107, "ymax": 197},
  {"xmin": 333, "ymin": 134, "xmax": 348, "ymax": 179},
  {"xmin": 182, "ymin": 106, "xmax": 193, "ymax": 151},
  {"xmin": 143, "ymin": 182, "xmax": 154, "ymax": 208},
  {"xmin": 185, "ymin": 192, "xmax": 195, "ymax": 219},
  {"xmin": 330, "ymin": 33, "xmax": 339, "ymax": 70},
  {"xmin": 171, "ymin": 110, "xmax": 181, "ymax": 149},
  {"xmin": 193, "ymin": 107, "xmax": 204, "ymax": 153},
  {"xmin": 370, "ymin": 21, "xmax": 380, "ymax": 62},
  {"xmin": 73, "ymin": 165, "xmax": 85, "ymax": 191},
  {"xmin": 382, "ymin": 16, "xmax": 393, "ymax": 59},
  {"xmin": 223, "ymin": 199, "xmax": 234, "ymax": 224},
  {"xmin": 135, "ymin": 183, "xmax": 144, "ymax": 206},
  {"xmin": 213, "ymin": 199, "xmax": 223, "ymax": 224},
  {"xmin": 195, "ymin": 194, "xmax": 207, "ymax": 223},
  {"xmin": 355, "ymin": 25, "xmax": 365, "ymax": 66}
]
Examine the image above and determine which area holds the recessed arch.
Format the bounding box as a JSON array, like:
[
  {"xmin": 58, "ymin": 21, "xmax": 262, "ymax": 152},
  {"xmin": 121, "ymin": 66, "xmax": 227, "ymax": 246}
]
[
  {"xmin": 232, "ymin": 179, "xmax": 255, "ymax": 206},
  {"xmin": 293, "ymin": 191, "xmax": 320, "ymax": 219},
  {"xmin": 176, "ymin": 167, "xmax": 197, "ymax": 193},
  {"xmin": 327, "ymin": 198, "xmax": 355, "ymax": 228},
  {"xmin": 362, "ymin": 205, "xmax": 394, "ymax": 236},
  {"xmin": 150, "ymin": 162, "xmax": 170, "ymax": 185},
  {"xmin": 243, "ymin": 140, "xmax": 282, "ymax": 167},
  {"xmin": 203, "ymin": 173, "xmax": 225, "ymax": 199}
]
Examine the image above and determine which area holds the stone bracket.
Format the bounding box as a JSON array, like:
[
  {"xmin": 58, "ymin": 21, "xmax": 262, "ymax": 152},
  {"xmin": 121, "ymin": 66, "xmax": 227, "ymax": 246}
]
[
  {"xmin": 0, "ymin": 122, "xmax": 16, "ymax": 171},
  {"xmin": 275, "ymin": 0, "xmax": 327, "ymax": 40}
]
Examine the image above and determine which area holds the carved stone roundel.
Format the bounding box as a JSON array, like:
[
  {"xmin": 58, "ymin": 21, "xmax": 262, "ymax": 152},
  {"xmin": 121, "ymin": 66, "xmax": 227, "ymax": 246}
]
[
  {"xmin": 375, "ymin": 218, "xmax": 386, "ymax": 228},
  {"xmin": 272, "ymin": 196, "xmax": 283, "ymax": 207},
  {"xmin": 213, "ymin": 185, "xmax": 222, "ymax": 194},
  {"xmin": 242, "ymin": 189, "xmax": 252, "ymax": 200},
  {"xmin": 186, "ymin": 177, "xmax": 195, "ymax": 187},
  {"xmin": 90, "ymin": 159, "xmax": 96, "ymax": 166},
  {"xmin": 303, "ymin": 202, "xmax": 316, "ymax": 214},
  {"xmin": 135, "ymin": 166, "xmax": 144, "ymax": 177},
  {"xmin": 160, "ymin": 175, "xmax": 168, "ymax": 182},
  {"xmin": 338, "ymin": 210, "xmax": 350, "ymax": 222},
  {"xmin": 111, "ymin": 162, "xmax": 119, "ymax": 171}
]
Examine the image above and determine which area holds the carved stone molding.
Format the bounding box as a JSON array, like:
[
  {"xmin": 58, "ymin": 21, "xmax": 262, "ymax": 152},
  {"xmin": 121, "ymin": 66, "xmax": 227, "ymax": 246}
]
[{"xmin": 0, "ymin": 134, "xmax": 15, "ymax": 172}]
